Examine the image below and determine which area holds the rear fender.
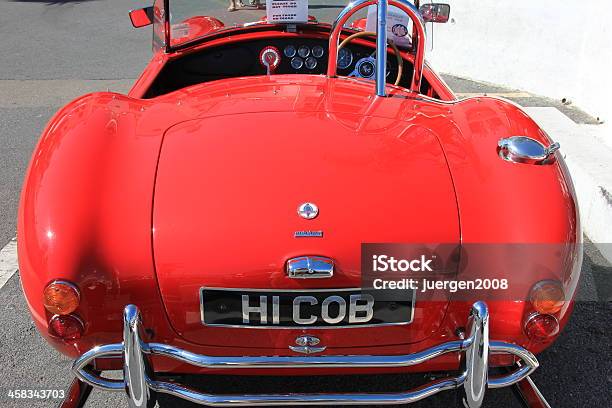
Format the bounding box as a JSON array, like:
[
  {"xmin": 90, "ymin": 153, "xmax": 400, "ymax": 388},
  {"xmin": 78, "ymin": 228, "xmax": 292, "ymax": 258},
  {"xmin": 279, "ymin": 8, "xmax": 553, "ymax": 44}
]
[
  {"xmin": 17, "ymin": 92, "xmax": 190, "ymax": 357},
  {"xmin": 436, "ymin": 97, "xmax": 581, "ymax": 350}
]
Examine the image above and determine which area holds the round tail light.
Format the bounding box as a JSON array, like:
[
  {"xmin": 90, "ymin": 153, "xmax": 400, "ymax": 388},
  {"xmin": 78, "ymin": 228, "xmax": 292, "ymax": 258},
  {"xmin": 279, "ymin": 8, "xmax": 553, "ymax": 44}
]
[
  {"xmin": 524, "ymin": 313, "xmax": 559, "ymax": 341},
  {"xmin": 529, "ymin": 280, "xmax": 565, "ymax": 314},
  {"xmin": 43, "ymin": 280, "xmax": 80, "ymax": 315},
  {"xmin": 49, "ymin": 315, "xmax": 84, "ymax": 340}
]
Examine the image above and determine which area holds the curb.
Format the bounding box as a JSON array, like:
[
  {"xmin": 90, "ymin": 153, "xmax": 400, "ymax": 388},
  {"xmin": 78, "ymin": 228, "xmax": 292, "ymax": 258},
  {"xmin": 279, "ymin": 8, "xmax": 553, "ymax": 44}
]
[{"xmin": 524, "ymin": 107, "xmax": 612, "ymax": 263}]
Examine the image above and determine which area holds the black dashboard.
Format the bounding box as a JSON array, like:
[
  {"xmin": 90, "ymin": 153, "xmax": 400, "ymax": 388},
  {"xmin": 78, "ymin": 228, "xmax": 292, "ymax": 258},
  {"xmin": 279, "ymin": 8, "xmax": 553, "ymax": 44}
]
[{"xmin": 146, "ymin": 37, "xmax": 423, "ymax": 98}]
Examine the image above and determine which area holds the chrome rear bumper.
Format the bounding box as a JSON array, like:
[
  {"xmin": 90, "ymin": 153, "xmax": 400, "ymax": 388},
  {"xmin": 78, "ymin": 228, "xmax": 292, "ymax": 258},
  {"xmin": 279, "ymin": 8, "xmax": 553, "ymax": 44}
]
[{"xmin": 72, "ymin": 302, "xmax": 538, "ymax": 408}]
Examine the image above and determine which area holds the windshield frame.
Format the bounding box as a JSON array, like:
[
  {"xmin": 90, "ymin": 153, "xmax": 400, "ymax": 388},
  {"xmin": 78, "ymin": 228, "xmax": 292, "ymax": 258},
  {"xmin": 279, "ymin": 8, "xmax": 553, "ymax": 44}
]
[{"xmin": 160, "ymin": 0, "xmax": 370, "ymax": 53}]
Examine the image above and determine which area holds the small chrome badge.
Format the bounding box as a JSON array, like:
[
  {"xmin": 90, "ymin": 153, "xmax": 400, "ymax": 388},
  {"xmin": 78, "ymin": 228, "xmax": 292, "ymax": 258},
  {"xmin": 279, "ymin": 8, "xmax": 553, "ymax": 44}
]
[
  {"xmin": 287, "ymin": 256, "xmax": 334, "ymax": 278},
  {"xmin": 294, "ymin": 230, "xmax": 323, "ymax": 238},
  {"xmin": 298, "ymin": 202, "xmax": 319, "ymax": 219},
  {"xmin": 289, "ymin": 335, "xmax": 326, "ymax": 354}
]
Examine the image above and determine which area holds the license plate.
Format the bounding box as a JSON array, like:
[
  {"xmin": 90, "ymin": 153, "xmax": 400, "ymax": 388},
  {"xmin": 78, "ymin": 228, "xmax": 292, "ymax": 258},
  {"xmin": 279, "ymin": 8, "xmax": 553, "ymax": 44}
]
[{"xmin": 200, "ymin": 288, "xmax": 414, "ymax": 328}]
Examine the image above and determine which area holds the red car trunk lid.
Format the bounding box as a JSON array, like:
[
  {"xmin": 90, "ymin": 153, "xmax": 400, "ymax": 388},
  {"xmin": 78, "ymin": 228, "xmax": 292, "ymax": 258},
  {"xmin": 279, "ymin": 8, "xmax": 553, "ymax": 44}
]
[{"xmin": 152, "ymin": 111, "xmax": 459, "ymax": 349}]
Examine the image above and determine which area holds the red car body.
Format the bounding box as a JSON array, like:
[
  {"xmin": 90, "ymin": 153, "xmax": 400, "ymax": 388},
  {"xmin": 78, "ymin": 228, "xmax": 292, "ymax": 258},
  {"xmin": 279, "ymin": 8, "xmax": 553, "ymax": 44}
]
[{"xmin": 18, "ymin": 1, "xmax": 581, "ymax": 407}]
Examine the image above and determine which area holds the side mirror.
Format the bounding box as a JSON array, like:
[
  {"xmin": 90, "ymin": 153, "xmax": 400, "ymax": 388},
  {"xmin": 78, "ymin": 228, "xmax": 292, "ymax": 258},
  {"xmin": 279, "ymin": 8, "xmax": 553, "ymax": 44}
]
[
  {"xmin": 129, "ymin": 7, "xmax": 154, "ymax": 28},
  {"xmin": 419, "ymin": 3, "xmax": 451, "ymax": 23}
]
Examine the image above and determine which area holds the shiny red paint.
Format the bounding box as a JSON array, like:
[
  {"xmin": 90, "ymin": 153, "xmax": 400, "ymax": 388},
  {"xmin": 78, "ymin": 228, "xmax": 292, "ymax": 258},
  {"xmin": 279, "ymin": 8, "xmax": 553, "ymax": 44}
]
[
  {"xmin": 153, "ymin": 109, "xmax": 459, "ymax": 348},
  {"xmin": 351, "ymin": 18, "xmax": 368, "ymax": 31},
  {"xmin": 129, "ymin": 7, "xmax": 153, "ymax": 28},
  {"xmin": 170, "ymin": 16, "xmax": 225, "ymax": 46},
  {"xmin": 18, "ymin": 22, "xmax": 580, "ymax": 378},
  {"xmin": 60, "ymin": 377, "xmax": 93, "ymax": 408}
]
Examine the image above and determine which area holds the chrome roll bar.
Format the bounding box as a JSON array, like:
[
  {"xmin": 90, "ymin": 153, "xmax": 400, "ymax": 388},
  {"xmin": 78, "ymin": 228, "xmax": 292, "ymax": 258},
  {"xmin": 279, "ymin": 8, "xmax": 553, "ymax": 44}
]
[
  {"xmin": 327, "ymin": 0, "xmax": 426, "ymax": 96},
  {"xmin": 375, "ymin": 0, "xmax": 389, "ymax": 96},
  {"xmin": 73, "ymin": 302, "xmax": 538, "ymax": 407}
]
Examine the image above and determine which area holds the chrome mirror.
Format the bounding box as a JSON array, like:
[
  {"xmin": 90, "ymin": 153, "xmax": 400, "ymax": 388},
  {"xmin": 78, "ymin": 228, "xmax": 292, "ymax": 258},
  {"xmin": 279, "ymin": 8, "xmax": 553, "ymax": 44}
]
[{"xmin": 419, "ymin": 3, "xmax": 451, "ymax": 23}]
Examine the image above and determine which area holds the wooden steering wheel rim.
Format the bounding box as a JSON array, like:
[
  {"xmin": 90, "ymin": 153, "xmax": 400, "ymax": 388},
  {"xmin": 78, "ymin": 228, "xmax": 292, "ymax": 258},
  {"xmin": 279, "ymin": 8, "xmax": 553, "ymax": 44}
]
[{"xmin": 338, "ymin": 31, "xmax": 404, "ymax": 86}]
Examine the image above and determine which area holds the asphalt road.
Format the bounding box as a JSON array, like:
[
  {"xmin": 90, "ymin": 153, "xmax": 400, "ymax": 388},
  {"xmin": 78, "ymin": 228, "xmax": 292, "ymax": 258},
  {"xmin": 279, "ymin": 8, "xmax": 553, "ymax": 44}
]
[{"xmin": 0, "ymin": 1, "xmax": 610, "ymax": 408}]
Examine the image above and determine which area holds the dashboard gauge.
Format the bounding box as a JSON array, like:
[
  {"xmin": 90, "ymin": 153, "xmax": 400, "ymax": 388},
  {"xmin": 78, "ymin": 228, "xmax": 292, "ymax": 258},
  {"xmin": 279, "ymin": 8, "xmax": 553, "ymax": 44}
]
[
  {"xmin": 356, "ymin": 59, "xmax": 375, "ymax": 78},
  {"xmin": 305, "ymin": 56, "xmax": 318, "ymax": 70},
  {"xmin": 259, "ymin": 46, "xmax": 281, "ymax": 73},
  {"xmin": 297, "ymin": 45, "xmax": 310, "ymax": 58},
  {"xmin": 337, "ymin": 48, "xmax": 353, "ymax": 70},
  {"xmin": 283, "ymin": 45, "xmax": 297, "ymax": 58},
  {"xmin": 291, "ymin": 57, "xmax": 304, "ymax": 70},
  {"xmin": 312, "ymin": 45, "xmax": 325, "ymax": 58}
]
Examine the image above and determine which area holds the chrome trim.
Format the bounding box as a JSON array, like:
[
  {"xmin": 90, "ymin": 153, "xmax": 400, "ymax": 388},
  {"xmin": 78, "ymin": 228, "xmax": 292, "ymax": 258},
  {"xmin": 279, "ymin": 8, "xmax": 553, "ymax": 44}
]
[
  {"xmin": 286, "ymin": 256, "xmax": 334, "ymax": 279},
  {"xmin": 198, "ymin": 287, "xmax": 416, "ymax": 329},
  {"xmin": 73, "ymin": 302, "xmax": 538, "ymax": 407},
  {"xmin": 289, "ymin": 335, "xmax": 327, "ymax": 354},
  {"xmin": 73, "ymin": 344, "xmax": 125, "ymax": 391},
  {"xmin": 487, "ymin": 341, "xmax": 539, "ymax": 388},
  {"xmin": 498, "ymin": 136, "xmax": 560, "ymax": 164},
  {"xmin": 294, "ymin": 230, "xmax": 323, "ymax": 238},
  {"xmin": 419, "ymin": 3, "xmax": 451, "ymax": 23},
  {"xmin": 462, "ymin": 301, "xmax": 489, "ymax": 408},
  {"xmin": 123, "ymin": 305, "xmax": 153, "ymax": 408}
]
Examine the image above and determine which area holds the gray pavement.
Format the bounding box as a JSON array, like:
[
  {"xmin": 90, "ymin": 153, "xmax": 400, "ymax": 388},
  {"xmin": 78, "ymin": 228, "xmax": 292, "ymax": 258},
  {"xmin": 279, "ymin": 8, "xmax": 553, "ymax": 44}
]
[
  {"xmin": 0, "ymin": 1, "xmax": 610, "ymax": 407},
  {"xmin": 443, "ymin": 75, "xmax": 601, "ymax": 125}
]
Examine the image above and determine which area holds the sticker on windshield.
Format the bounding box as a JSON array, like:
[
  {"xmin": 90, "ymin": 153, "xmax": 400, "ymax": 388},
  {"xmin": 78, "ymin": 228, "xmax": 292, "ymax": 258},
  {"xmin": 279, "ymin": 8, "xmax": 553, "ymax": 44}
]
[
  {"xmin": 171, "ymin": 23, "xmax": 190, "ymax": 39},
  {"xmin": 266, "ymin": 0, "xmax": 308, "ymax": 24},
  {"xmin": 392, "ymin": 24, "xmax": 408, "ymax": 37},
  {"xmin": 366, "ymin": 5, "xmax": 412, "ymax": 49}
]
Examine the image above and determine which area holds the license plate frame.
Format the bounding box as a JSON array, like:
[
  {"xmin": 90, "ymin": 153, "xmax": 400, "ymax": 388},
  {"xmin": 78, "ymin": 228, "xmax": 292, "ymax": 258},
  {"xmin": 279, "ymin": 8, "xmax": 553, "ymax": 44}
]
[{"xmin": 200, "ymin": 287, "xmax": 415, "ymax": 329}]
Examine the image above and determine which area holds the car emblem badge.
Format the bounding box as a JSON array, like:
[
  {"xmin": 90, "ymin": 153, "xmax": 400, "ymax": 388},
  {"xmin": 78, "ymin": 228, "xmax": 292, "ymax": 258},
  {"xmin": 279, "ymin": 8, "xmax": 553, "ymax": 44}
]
[
  {"xmin": 287, "ymin": 256, "xmax": 334, "ymax": 279},
  {"xmin": 289, "ymin": 335, "xmax": 326, "ymax": 354},
  {"xmin": 294, "ymin": 230, "xmax": 323, "ymax": 238},
  {"xmin": 298, "ymin": 202, "xmax": 319, "ymax": 219}
]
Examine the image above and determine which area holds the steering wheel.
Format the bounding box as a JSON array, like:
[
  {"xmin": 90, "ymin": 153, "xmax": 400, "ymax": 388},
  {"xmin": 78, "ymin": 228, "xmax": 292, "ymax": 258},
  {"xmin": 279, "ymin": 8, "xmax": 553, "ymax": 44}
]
[{"xmin": 338, "ymin": 31, "xmax": 403, "ymax": 86}]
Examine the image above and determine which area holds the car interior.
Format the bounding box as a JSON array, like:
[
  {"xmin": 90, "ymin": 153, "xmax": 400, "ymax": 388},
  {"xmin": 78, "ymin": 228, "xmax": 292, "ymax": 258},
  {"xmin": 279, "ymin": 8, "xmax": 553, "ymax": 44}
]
[{"xmin": 144, "ymin": 36, "xmax": 439, "ymax": 98}]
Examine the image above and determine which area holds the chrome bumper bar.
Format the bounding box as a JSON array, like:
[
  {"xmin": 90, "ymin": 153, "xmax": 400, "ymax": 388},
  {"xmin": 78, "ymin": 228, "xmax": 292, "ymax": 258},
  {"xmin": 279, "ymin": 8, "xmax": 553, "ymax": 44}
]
[{"xmin": 73, "ymin": 302, "xmax": 538, "ymax": 408}]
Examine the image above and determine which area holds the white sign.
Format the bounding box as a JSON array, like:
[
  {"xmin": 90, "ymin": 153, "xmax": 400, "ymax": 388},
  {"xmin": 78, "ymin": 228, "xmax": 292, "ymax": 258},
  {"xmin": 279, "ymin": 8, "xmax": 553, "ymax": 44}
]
[
  {"xmin": 365, "ymin": 5, "xmax": 413, "ymax": 49},
  {"xmin": 266, "ymin": 0, "xmax": 308, "ymax": 24}
]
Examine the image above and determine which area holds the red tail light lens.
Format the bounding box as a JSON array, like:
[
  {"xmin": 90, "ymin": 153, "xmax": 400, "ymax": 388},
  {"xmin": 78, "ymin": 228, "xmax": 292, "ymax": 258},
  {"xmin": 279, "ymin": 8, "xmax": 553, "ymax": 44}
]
[
  {"xmin": 49, "ymin": 315, "xmax": 84, "ymax": 340},
  {"xmin": 43, "ymin": 281, "xmax": 80, "ymax": 315},
  {"xmin": 524, "ymin": 313, "xmax": 559, "ymax": 341}
]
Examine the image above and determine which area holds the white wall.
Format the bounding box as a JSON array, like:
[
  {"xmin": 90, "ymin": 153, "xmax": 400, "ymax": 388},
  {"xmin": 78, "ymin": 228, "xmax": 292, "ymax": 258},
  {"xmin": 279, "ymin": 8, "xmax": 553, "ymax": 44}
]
[{"xmin": 425, "ymin": 0, "xmax": 612, "ymax": 122}]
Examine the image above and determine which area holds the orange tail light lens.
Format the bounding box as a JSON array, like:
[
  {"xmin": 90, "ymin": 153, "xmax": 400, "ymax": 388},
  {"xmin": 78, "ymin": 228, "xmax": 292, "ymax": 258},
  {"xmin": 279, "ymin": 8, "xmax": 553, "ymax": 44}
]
[
  {"xmin": 43, "ymin": 281, "xmax": 80, "ymax": 315},
  {"xmin": 529, "ymin": 280, "xmax": 565, "ymax": 314}
]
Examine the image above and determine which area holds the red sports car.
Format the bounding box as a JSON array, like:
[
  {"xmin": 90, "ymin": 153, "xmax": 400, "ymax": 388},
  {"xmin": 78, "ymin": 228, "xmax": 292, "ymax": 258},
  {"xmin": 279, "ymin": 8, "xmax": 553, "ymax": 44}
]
[{"xmin": 18, "ymin": 1, "xmax": 581, "ymax": 407}]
